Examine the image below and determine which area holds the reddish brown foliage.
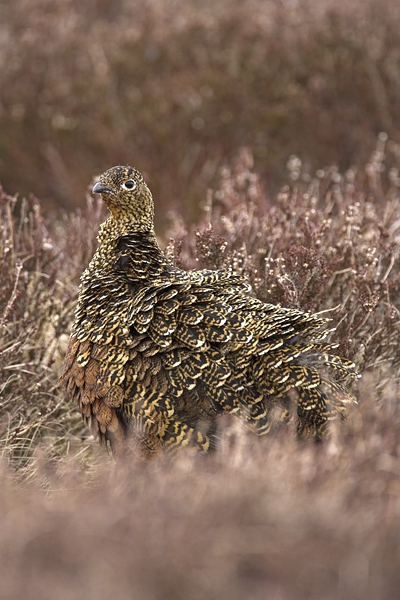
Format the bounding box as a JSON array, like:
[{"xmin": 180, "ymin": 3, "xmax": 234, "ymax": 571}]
[{"xmin": 1, "ymin": 0, "xmax": 400, "ymax": 226}]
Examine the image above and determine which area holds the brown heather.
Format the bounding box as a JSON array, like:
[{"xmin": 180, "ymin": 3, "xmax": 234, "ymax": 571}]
[
  {"xmin": 1, "ymin": 0, "xmax": 400, "ymax": 224},
  {"xmin": 0, "ymin": 140, "xmax": 400, "ymax": 597}
]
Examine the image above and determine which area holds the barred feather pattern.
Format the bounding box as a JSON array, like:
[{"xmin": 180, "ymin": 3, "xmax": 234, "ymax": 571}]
[{"xmin": 61, "ymin": 166, "xmax": 358, "ymax": 459}]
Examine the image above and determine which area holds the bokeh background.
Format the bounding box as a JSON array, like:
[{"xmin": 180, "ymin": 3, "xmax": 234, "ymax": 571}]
[{"xmin": 1, "ymin": 0, "xmax": 400, "ymax": 222}]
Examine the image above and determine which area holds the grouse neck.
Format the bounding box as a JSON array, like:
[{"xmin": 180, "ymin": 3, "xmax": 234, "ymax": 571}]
[{"xmin": 97, "ymin": 214, "xmax": 156, "ymax": 244}]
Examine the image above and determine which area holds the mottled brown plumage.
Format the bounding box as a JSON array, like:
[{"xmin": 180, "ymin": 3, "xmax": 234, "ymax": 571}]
[{"xmin": 61, "ymin": 165, "xmax": 358, "ymax": 459}]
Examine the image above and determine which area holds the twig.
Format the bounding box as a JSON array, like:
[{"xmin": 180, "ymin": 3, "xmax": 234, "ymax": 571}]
[{"xmin": 0, "ymin": 260, "xmax": 22, "ymax": 331}]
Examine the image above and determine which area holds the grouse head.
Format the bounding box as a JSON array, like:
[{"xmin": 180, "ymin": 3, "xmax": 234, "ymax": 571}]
[{"xmin": 93, "ymin": 165, "xmax": 154, "ymax": 232}]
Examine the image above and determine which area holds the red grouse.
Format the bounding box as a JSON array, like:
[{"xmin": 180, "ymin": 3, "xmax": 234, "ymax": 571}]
[{"xmin": 62, "ymin": 166, "xmax": 357, "ymax": 459}]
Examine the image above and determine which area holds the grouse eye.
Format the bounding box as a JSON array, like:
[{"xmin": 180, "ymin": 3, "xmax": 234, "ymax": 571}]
[{"xmin": 121, "ymin": 179, "xmax": 136, "ymax": 191}]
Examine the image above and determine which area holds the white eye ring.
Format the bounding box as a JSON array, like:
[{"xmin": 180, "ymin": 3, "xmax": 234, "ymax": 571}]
[{"xmin": 121, "ymin": 179, "xmax": 136, "ymax": 191}]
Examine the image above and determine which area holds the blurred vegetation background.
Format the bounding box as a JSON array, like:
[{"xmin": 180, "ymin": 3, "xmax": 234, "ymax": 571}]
[{"xmin": 1, "ymin": 0, "xmax": 400, "ymax": 225}]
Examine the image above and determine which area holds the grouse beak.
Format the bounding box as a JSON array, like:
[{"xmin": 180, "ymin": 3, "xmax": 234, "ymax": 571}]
[{"xmin": 92, "ymin": 182, "xmax": 114, "ymax": 195}]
